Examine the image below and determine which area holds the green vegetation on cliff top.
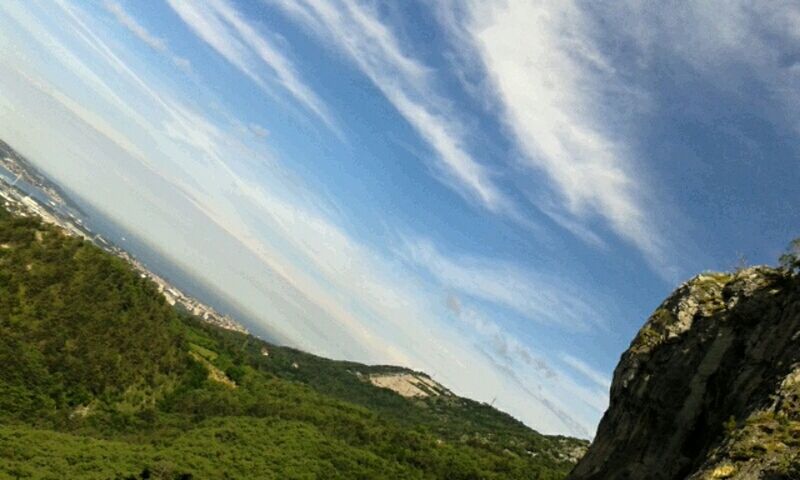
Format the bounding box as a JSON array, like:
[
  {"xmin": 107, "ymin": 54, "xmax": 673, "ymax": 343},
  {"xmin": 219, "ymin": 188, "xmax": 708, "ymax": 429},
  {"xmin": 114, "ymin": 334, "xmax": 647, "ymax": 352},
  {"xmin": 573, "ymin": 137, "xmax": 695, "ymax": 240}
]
[{"xmin": 0, "ymin": 205, "xmax": 583, "ymax": 479}]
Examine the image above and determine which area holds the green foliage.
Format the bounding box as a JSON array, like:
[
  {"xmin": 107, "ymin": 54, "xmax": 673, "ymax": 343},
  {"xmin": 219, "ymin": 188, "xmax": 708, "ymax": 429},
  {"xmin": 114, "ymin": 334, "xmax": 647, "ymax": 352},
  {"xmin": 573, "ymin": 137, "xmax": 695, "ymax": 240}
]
[{"xmin": 0, "ymin": 205, "xmax": 581, "ymax": 479}]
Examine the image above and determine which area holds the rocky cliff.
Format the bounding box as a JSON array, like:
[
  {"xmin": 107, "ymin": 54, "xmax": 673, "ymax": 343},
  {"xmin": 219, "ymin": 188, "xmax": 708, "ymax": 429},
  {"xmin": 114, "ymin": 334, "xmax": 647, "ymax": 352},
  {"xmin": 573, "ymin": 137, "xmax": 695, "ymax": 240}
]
[{"xmin": 568, "ymin": 266, "xmax": 800, "ymax": 480}]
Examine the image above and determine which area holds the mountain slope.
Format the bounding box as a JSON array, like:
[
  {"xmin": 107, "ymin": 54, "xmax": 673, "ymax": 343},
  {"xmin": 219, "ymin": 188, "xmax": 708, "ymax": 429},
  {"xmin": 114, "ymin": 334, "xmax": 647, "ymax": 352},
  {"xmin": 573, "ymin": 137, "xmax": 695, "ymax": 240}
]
[
  {"xmin": 0, "ymin": 204, "xmax": 585, "ymax": 479},
  {"xmin": 568, "ymin": 265, "xmax": 800, "ymax": 480}
]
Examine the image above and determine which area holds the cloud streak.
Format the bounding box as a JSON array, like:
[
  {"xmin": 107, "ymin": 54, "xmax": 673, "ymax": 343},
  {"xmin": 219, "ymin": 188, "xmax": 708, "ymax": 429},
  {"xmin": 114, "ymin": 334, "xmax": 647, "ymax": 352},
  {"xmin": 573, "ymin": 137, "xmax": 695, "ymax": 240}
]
[
  {"xmin": 104, "ymin": 0, "xmax": 191, "ymax": 73},
  {"xmin": 446, "ymin": 296, "xmax": 607, "ymax": 436},
  {"xmin": 270, "ymin": 0, "xmax": 509, "ymax": 212},
  {"xmin": 456, "ymin": 1, "xmax": 666, "ymax": 266},
  {"xmin": 166, "ymin": 0, "xmax": 336, "ymax": 130},
  {"xmin": 446, "ymin": 295, "xmax": 555, "ymax": 378},
  {"xmin": 405, "ymin": 238, "xmax": 603, "ymax": 331},
  {"xmin": 621, "ymin": 1, "xmax": 800, "ymax": 129}
]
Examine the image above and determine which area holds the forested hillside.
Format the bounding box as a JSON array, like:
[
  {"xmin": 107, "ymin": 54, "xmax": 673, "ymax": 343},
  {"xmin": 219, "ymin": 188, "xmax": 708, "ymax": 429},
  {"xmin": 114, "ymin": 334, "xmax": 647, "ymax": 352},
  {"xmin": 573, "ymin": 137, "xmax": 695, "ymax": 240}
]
[{"xmin": 0, "ymin": 205, "xmax": 584, "ymax": 479}]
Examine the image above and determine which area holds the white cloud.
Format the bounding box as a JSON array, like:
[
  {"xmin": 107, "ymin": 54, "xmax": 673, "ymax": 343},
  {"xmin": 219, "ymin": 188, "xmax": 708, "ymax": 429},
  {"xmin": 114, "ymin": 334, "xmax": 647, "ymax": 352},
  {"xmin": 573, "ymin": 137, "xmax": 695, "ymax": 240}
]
[
  {"xmin": 270, "ymin": 0, "xmax": 509, "ymax": 212},
  {"xmin": 102, "ymin": 0, "xmax": 193, "ymax": 75},
  {"xmin": 166, "ymin": 0, "xmax": 336, "ymax": 130},
  {"xmin": 404, "ymin": 238, "xmax": 604, "ymax": 331},
  {"xmin": 271, "ymin": 0, "xmax": 688, "ymax": 278},
  {"xmin": 623, "ymin": 1, "xmax": 800, "ymax": 129},
  {"xmin": 104, "ymin": 1, "xmax": 191, "ymax": 73},
  {"xmin": 446, "ymin": 297, "xmax": 607, "ymax": 436},
  {"xmin": 455, "ymin": 0, "xmax": 668, "ymax": 270},
  {"xmin": 166, "ymin": 1, "xmax": 252, "ymax": 76},
  {"xmin": 436, "ymin": 0, "xmax": 800, "ymax": 276},
  {"xmin": 104, "ymin": 1, "xmax": 165, "ymax": 51},
  {"xmin": 447, "ymin": 295, "xmax": 555, "ymax": 378}
]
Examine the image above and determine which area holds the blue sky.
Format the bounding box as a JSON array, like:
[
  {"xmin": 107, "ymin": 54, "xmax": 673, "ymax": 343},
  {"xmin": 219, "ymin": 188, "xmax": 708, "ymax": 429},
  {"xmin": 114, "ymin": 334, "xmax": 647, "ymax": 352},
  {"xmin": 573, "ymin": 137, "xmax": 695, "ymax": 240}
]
[{"xmin": 0, "ymin": 0, "xmax": 798, "ymax": 438}]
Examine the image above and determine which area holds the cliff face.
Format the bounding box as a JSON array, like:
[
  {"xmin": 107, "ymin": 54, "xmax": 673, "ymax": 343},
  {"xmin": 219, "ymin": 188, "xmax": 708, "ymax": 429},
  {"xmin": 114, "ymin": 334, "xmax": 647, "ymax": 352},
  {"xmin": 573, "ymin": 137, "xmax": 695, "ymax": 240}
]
[{"xmin": 568, "ymin": 267, "xmax": 800, "ymax": 480}]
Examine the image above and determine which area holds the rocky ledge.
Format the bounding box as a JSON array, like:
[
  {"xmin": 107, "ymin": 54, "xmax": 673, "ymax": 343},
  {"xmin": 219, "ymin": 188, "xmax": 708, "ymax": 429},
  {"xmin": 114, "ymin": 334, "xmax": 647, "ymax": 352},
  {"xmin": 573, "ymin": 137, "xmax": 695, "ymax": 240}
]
[{"xmin": 568, "ymin": 266, "xmax": 800, "ymax": 480}]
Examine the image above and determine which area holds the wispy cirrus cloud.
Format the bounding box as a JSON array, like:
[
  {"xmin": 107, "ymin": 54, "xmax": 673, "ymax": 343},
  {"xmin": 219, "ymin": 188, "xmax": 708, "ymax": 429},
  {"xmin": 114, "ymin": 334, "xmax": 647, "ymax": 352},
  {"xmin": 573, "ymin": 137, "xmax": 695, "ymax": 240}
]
[
  {"xmin": 404, "ymin": 238, "xmax": 604, "ymax": 331},
  {"xmin": 450, "ymin": 0, "xmax": 668, "ymax": 272},
  {"xmin": 621, "ymin": 1, "xmax": 800, "ymax": 129},
  {"xmin": 271, "ymin": 0, "xmax": 689, "ymax": 280},
  {"xmin": 446, "ymin": 295, "xmax": 555, "ymax": 378},
  {"xmin": 445, "ymin": 296, "xmax": 607, "ymax": 436},
  {"xmin": 436, "ymin": 0, "xmax": 800, "ymax": 278},
  {"xmin": 104, "ymin": 0, "xmax": 191, "ymax": 73},
  {"xmin": 270, "ymin": 0, "xmax": 510, "ymax": 213},
  {"xmin": 165, "ymin": 0, "xmax": 336, "ymax": 131}
]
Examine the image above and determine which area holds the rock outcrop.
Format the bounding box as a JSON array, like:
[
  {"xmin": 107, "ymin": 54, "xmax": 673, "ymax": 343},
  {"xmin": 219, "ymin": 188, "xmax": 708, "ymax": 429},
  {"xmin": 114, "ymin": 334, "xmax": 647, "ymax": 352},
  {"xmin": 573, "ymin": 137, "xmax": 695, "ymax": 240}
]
[
  {"xmin": 568, "ymin": 266, "xmax": 800, "ymax": 480},
  {"xmin": 367, "ymin": 372, "xmax": 452, "ymax": 398}
]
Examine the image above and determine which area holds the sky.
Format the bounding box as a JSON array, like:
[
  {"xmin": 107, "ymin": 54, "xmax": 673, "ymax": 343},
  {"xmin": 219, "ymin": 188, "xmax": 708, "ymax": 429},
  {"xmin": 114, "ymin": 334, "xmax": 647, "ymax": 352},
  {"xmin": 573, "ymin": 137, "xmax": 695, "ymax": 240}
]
[{"xmin": 0, "ymin": 0, "xmax": 798, "ymax": 438}]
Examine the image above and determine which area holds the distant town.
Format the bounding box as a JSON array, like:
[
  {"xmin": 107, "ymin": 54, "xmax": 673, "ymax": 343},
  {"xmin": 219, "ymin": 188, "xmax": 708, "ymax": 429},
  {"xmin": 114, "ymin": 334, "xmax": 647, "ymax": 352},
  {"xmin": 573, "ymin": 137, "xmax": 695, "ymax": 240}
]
[{"xmin": 0, "ymin": 140, "xmax": 248, "ymax": 335}]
